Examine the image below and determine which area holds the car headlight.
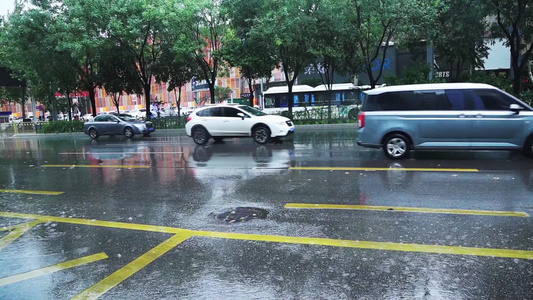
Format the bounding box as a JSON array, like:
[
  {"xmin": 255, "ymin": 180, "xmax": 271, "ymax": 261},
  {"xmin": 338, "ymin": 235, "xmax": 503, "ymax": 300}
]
[
  {"xmin": 277, "ymin": 121, "xmax": 286, "ymax": 126},
  {"xmin": 134, "ymin": 124, "xmax": 146, "ymax": 130}
]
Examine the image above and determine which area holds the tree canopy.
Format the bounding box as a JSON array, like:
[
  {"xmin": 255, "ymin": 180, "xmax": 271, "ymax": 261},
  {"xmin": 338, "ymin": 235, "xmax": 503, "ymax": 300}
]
[{"xmin": 1, "ymin": 0, "xmax": 530, "ymax": 117}]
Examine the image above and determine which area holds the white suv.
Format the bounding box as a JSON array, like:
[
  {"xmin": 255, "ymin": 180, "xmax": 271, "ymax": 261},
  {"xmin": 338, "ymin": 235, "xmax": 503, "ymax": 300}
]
[{"xmin": 185, "ymin": 104, "xmax": 295, "ymax": 145}]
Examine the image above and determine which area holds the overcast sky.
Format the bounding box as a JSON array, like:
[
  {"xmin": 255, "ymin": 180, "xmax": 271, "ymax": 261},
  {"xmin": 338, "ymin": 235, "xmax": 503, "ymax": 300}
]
[{"xmin": 0, "ymin": 0, "xmax": 15, "ymax": 17}]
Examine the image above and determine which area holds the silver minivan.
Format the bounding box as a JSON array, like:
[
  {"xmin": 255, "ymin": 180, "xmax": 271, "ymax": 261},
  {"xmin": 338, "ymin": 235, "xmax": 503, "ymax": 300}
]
[{"xmin": 357, "ymin": 83, "xmax": 533, "ymax": 159}]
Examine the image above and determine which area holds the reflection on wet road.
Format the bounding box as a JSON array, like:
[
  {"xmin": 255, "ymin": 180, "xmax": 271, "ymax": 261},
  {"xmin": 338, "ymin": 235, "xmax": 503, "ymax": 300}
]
[{"xmin": 1, "ymin": 129, "xmax": 533, "ymax": 299}]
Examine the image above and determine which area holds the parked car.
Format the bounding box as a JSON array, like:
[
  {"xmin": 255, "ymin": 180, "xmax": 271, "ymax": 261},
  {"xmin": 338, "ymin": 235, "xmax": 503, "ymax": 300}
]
[
  {"xmin": 185, "ymin": 104, "xmax": 295, "ymax": 145},
  {"xmin": 159, "ymin": 107, "xmax": 178, "ymax": 117},
  {"xmin": 182, "ymin": 108, "xmax": 194, "ymax": 116},
  {"xmin": 109, "ymin": 111, "xmax": 131, "ymax": 117},
  {"xmin": 130, "ymin": 109, "xmax": 157, "ymax": 120},
  {"xmin": 9, "ymin": 115, "xmax": 23, "ymax": 123},
  {"xmin": 84, "ymin": 113, "xmax": 155, "ymax": 139},
  {"xmin": 356, "ymin": 83, "xmax": 533, "ymax": 159},
  {"xmin": 81, "ymin": 114, "xmax": 94, "ymax": 122}
]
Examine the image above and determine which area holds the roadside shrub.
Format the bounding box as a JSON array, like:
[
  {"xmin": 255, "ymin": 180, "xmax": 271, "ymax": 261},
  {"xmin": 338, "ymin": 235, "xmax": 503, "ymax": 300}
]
[
  {"xmin": 461, "ymin": 71, "xmax": 513, "ymax": 93},
  {"xmin": 39, "ymin": 121, "xmax": 84, "ymax": 133},
  {"xmin": 520, "ymin": 91, "xmax": 533, "ymax": 106},
  {"xmin": 385, "ymin": 64, "xmax": 445, "ymax": 85},
  {"xmin": 274, "ymin": 107, "xmax": 358, "ymax": 125},
  {"xmin": 151, "ymin": 116, "xmax": 187, "ymax": 129},
  {"xmin": 280, "ymin": 111, "xmax": 293, "ymax": 119}
]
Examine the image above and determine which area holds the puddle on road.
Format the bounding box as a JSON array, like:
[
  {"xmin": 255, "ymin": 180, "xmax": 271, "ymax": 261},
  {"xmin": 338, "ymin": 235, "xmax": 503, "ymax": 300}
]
[{"xmin": 214, "ymin": 207, "xmax": 269, "ymax": 224}]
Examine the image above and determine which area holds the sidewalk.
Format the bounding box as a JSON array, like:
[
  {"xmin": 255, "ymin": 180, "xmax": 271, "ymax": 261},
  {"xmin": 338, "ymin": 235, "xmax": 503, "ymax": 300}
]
[{"xmin": 5, "ymin": 123, "xmax": 357, "ymax": 139}]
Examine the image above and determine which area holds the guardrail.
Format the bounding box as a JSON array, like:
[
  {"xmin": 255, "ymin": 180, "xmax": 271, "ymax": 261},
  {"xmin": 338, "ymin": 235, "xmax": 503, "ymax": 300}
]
[
  {"xmin": 0, "ymin": 122, "xmax": 45, "ymax": 135},
  {"xmin": 0, "ymin": 121, "xmax": 84, "ymax": 135},
  {"xmin": 278, "ymin": 106, "xmax": 359, "ymax": 124}
]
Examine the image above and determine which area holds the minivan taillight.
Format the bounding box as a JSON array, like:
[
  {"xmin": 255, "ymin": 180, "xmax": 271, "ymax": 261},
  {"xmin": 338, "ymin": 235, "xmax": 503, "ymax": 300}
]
[
  {"xmin": 358, "ymin": 112, "xmax": 365, "ymax": 128},
  {"xmin": 187, "ymin": 116, "xmax": 192, "ymax": 122}
]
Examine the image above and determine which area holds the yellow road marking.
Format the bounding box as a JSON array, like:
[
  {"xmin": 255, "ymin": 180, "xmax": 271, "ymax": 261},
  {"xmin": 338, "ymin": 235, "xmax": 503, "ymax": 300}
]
[
  {"xmin": 0, "ymin": 211, "xmax": 192, "ymax": 235},
  {"xmin": 0, "ymin": 225, "xmax": 21, "ymax": 231},
  {"xmin": 193, "ymin": 231, "xmax": 533, "ymax": 259},
  {"xmin": 0, "ymin": 252, "xmax": 108, "ymax": 286},
  {"xmin": 0, "ymin": 221, "xmax": 42, "ymax": 250},
  {"xmin": 1, "ymin": 211, "xmax": 533, "ymax": 260},
  {"xmin": 72, "ymin": 234, "xmax": 191, "ymax": 300},
  {"xmin": 284, "ymin": 203, "xmax": 530, "ymax": 217},
  {"xmin": 0, "ymin": 189, "xmax": 63, "ymax": 195},
  {"xmin": 290, "ymin": 166, "xmax": 479, "ymax": 172},
  {"xmin": 42, "ymin": 165, "xmax": 150, "ymax": 169}
]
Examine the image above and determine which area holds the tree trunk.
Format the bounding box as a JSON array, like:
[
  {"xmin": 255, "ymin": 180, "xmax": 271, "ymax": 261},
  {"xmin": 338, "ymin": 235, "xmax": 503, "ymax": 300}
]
[
  {"xmin": 67, "ymin": 92, "xmax": 72, "ymax": 122},
  {"xmin": 367, "ymin": 67, "xmax": 376, "ymax": 89},
  {"xmin": 287, "ymin": 83, "xmax": 294, "ymax": 115},
  {"xmin": 50, "ymin": 84, "xmax": 57, "ymax": 121},
  {"xmin": 528, "ymin": 58, "xmax": 533, "ymax": 85},
  {"xmin": 208, "ymin": 82, "xmax": 216, "ymax": 104},
  {"xmin": 144, "ymin": 83, "xmax": 151, "ymax": 120},
  {"xmin": 512, "ymin": 68, "xmax": 521, "ymax": 96},
  {"xmin": 21, "ymin": 86, "xmax": 26, "ymax": 120},
  {"xmin": 282, "ymin": 60, "xmax": 295, "ymax": 115},
  {"xmin": 510, "ymin": 26, "xmax": 522, "ymax": 97},
  {"xmin": 248, "ymin": 78, "xmax": 254, "ymax": 107},
  {"xmin": 88, "ymin": 87, "xmax": 97, "ymax": 117},
  {"xmin": 176, "ymin": 86, "xmax": 182, "ymax": 116},
  {"xmin": 114, "ymin": 93, "xmax": 120, "ymax": 114},
  {"xmin": 327, "ymin": 90, "xmax": 333, "ymax": 122}
]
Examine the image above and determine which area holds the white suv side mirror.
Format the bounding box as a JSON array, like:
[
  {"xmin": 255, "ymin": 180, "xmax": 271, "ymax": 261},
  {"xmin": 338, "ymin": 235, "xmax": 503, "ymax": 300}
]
[{"xmin": 237, "ymin": 112, "xmax": 245, "ymax": 120}]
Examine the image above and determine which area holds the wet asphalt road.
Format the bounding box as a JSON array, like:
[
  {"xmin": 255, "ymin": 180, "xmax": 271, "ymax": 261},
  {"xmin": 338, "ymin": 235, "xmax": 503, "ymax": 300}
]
[{"xmin": 1, "ymin": 126, "xmax": 533, "ymax": 299}]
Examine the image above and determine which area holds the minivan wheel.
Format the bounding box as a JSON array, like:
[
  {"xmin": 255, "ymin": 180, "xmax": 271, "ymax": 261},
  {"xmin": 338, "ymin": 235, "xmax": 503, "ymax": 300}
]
[
  {"xmin": 253, "ymin": 126, "xmax": 270, "ymax": 144},
  {"xmin": 192, "ymin": 127, "xmax": 209, "ymax": 145},
  {"xmin": 383, "ymin": 134, "xmax": 410, "ymax": 159},
  {"xmin": 524, "ymin": 136, "xmax": 533, "ymax": 158}
]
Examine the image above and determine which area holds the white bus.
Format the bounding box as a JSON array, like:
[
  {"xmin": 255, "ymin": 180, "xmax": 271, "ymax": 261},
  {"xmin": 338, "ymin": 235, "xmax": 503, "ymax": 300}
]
[{"xmin": 261, "ymin": 83, "xmax": 373, "ymax": 119}]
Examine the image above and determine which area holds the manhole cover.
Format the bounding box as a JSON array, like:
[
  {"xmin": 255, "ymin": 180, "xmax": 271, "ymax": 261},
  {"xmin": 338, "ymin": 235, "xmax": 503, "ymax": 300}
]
[{"xmin": 215, "ymin": 207, "xmax": 269, "ymax": 223}]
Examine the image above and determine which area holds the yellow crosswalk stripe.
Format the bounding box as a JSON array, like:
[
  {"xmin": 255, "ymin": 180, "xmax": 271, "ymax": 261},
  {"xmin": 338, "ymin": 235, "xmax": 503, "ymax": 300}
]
[{"xmin": 0, "ymin": 253, "xmax": 108, "ymax": 286}]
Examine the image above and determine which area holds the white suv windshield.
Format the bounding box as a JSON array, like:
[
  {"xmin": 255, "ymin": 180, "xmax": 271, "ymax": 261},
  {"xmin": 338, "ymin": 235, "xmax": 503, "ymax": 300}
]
[{"xmin": 238, "ymin": 105, "xmax": 266, "ymax": 116}]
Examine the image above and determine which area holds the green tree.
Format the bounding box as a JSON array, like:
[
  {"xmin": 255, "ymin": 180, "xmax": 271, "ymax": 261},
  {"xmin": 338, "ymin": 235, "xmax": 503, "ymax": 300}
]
[
  {"xmin": 385, "ymin": 64, "xmax": 445, "ymax": 85},
  {"xmin": 250, "ymin": 0, "xmax": 317, "ymax": 114},
  {"xmin": 155, "ymin": 51, "xmax": 198, "ymax": 116},
  {"xmin": 55, "ymin": 0, "xmax": 113, "ymax": 117},
  {"xmin": 431, "ymin": 0, "xmax": 490, "ymax": 81},
  {"xmin": 352, "ymin": 0, "xmax": 431, "ymax": 88},
  {"xmin": 223, "ymin": 0, "xmax": 278, "ymax": 107},
  {"xmin": 214, "ymin": 85, "xmax": 231, "ymax": 102},
  {"xmin": 308, "ymin": 0, "xmax": 364, "ymax": 118},
  {"xmin": 488, "ymin": 0, "xmax": 533, "ymax": 95},
  {"xmin": 187, "ymin": 0, "xmax": 229, "ymax": 104},
  {"xmin": 103, "ymin": 0, "xmax": 184, "ymax": 120},
  {"xmin": 99, "ymin": 43, "xmax": 143, "ymax": 113},
  {"xmin": 2, "ymin": 2, "xmax": 80, "ymax": 120},
  {"xmin": 299, "ymin": 78, "xmax": 323, "ymax": 87},
  {"xmin": 0, "ymin": 86, "xmax": 27, "ymax": 118}
]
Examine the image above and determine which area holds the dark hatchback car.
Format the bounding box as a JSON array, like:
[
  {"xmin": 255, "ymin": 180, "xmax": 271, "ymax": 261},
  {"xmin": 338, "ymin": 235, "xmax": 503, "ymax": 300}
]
[{"xmin": 83, "ymin": 114, "xmax": 155, "ymax": 139}]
